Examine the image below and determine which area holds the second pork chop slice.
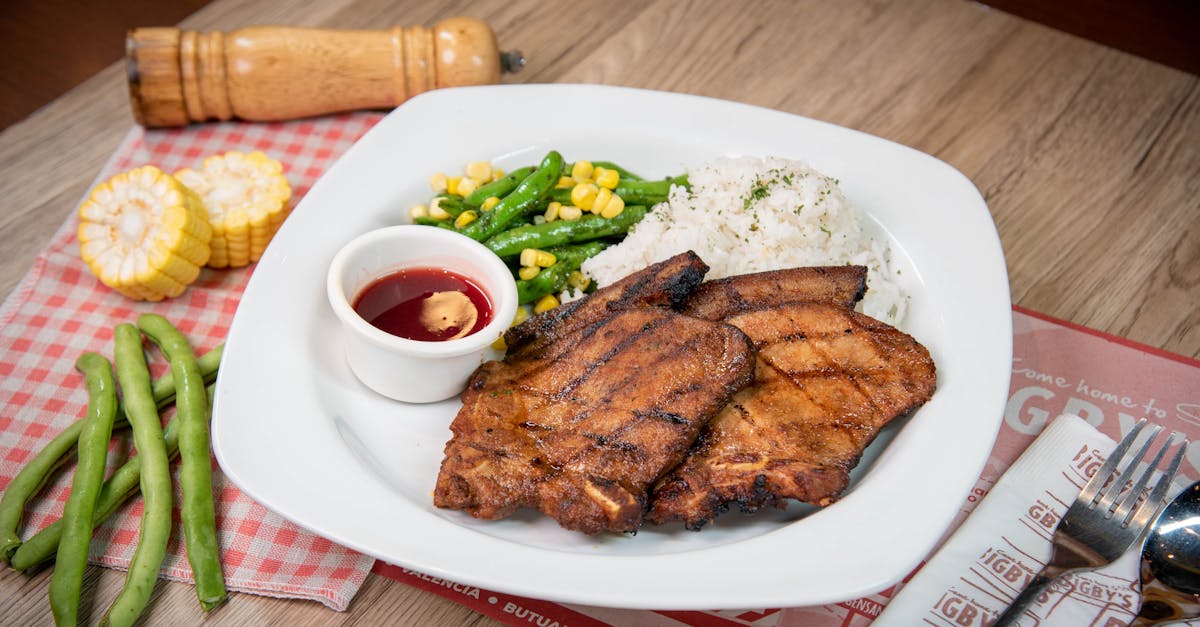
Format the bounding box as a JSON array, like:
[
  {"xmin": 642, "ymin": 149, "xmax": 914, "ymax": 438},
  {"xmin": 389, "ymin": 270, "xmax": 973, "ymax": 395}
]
[{"xmin": 433, "ymin": 305, "xmax": 754, "ymax": 534}]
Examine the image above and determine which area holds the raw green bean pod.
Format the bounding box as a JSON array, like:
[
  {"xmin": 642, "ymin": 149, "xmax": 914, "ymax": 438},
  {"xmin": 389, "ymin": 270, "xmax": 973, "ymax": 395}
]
[
  {"xmin": 484, "ymin": 206, "xmax": 647, "ymax": 257},
  {"xmin": 464, "ymin": 165, "xmax": 535, "ymax": 206},
  {"xmin": 10, "ymin": 382, "xmax": 218, "ymax": 572},
  {"xmin": 100, "ymin": 324, "xmax": 173, "ymax": 627},
  {"xmin": 516, "ymin": 242, "xmax": 607, "ymax": 304},
  {"xmin": 0, "ymin": 345, "xmax": 221, "ymax": 565},
  {"xmin": 137, "ymin": 314, "xmax": 226, "ymax": 612},
  {"xmin": 49, "ymin": 352, "xmax": 118, "ymax": 626},
  {"xmin": 459, "ymin": 151, "xmax": 563, "ymax": 242}
]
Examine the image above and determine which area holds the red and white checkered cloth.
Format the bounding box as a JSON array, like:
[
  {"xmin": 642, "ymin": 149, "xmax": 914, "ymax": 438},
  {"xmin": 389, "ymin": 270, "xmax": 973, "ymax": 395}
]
[{"xmin": 0, "ymin": 112, "xmax": 386, "ymax": 611}]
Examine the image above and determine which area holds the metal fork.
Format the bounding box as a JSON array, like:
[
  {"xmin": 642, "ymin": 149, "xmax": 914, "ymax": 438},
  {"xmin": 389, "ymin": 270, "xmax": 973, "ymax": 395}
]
[{"xmin": 993, "ymin": 419, "xmax": 1187, "ymax": 626}]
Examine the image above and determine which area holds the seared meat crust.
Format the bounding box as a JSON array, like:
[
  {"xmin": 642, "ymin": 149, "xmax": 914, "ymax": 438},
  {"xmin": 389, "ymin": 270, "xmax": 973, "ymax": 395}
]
[
  {"xmin": 681, "ymin": 265, "xmax": 867, "ymax": 321},
  {"xmin": 647, "ymin": 302, "xmax": 936, "ymax": 529},
  {"xmin": 434, "ymin": 254, "xmax": 755, "ymax": 534}
]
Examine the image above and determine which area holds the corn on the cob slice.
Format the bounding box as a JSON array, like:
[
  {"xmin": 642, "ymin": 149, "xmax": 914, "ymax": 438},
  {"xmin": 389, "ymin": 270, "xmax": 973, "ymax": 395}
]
[
  {"xmin": 77, "ymin": 165, "xmax": 212, "ymax": 301},
  {"xmin": 174, "ymin": 151, "xmax": 292, "ymax": 269}
]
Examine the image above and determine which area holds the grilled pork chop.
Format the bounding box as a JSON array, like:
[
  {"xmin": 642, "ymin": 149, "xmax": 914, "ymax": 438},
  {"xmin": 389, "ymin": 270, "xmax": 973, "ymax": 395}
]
[
  {"xmin": 434, "ymin": 253, "xmax": 754, "ymax": 534},
  {"xmin": 648, "ymin": 299, "xmax": 936, "ymax": 529},
  {"xmin": 681, "ymin": 265, "xmax": 867, "ymax": 321}
]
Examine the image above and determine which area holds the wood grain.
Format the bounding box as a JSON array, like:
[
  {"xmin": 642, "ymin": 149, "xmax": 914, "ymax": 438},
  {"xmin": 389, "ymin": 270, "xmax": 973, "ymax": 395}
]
[{"xmin": 2, "ymin": 0, "xmax": 1198, "ymax": 624}]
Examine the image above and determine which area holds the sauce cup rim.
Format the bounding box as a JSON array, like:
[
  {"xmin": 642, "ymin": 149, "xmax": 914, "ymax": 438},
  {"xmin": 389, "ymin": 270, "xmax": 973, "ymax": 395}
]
[{"xmin": 326, "ymin": 225, "xmax": 518, "ymax": 359}]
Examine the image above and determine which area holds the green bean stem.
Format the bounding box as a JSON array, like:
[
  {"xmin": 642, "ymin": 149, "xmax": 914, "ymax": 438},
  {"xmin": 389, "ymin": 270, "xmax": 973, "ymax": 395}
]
[
  {"xmin": 10, "ymin": 383, "xmax": 217, "ymax": 572},
  {"xmin": 49, "ymin": 353, "xmax": 118, "ymax": 626},
  {"xmin": 484, "ymin": 205, "xmax": 647, "ymax": 258},
  {"xmin": 459, "ymin": 151, "xmax": 563, "ymax": 242},
  {"xmin": 100, "ymin": 324, "xmax": 174, "ymax": 627},
  {"xmin": 516, "ymin": 242, "xmax": 607, "ymax": 304},
  {"xmin": 0, "ymin": 345, "xmax": 222, "ymax": 564},
  {"xmin": 136, "ymin": 315, "xmax": 226, "ymax": 612}
]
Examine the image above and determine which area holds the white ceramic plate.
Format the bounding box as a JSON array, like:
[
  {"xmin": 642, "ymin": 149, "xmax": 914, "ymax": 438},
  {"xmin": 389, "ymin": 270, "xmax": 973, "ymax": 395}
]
[{"xmin": 212, "ymin": 84, "xmax": 1012, "ymax": 610}]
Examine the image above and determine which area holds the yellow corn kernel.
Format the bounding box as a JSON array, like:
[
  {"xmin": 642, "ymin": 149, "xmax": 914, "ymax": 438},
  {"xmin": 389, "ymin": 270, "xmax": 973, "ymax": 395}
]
[
  {"xmin": 481, "ymin": 196, "xmax": 501, "ymax": 211},
  {"xmin": 445, "ymin": 176, "xmax": 463, "ymax": 196},
  {"xmin": 429, "ymin": 172, "xmax": 448, "ymax": 193},
  {"xmin": 571, "ymin": 160, "xmax": 594, "ymax": 182},
  {"xmin": 533, "ymin": 294, "xmax": 560, "ymax": 313},
  {"xmin": 559, "ymin": 205, "xmax": 583, "ymax": 220},
  {"xmin": 590, "ymin": 188, "xmax": 612, "ymax": 214},
  {"xmin": 465, "ymin": 161, "xmax": 492, "ymax": 181},
  {"xmin": 409, "ymin": 205, "xmax": 429, "ymax": 219},
  {"xmin": 594, "ymin": 167, "xmax": 620, "ymax": 190},
  {"xmin": 174, "ymin": 150, "xmax": 291, "ymax": 269},
  {"xmin": 544, "ymin": 201, "xmax": 561, "ymax": 222},
  {"xmin": 567, "ymin": 270, "xmax": 591, "ymax": 290},
  {"xmin": 556, "ymin": 176, "xmax": 574, "ymax": 189},
  {"xmin": 518, "ymin": 266, "xmax": 541, "ymax": 280},
  {"xmin": 519, "ymin": 248, "xmax": 556, "ymax": 267},
  {"xmin": 77, "ymin": 165, "xmax": 213, "ymax": 301},
  {"xmin": 454, "ymin": 210, "xmax": 478, "ymax": 228},
  {"xmin": 512, "ymin": 306, "xmax": 530, "ymax": 326},
  {"xmin": 491, "ymin": 336, "xmax": 507, "ymax": 350},
  {"xmin": 571, "ymin": 183, "xmax": 599, "ymax": 210},
  {"xmin": 600, "ymin": 194, "xmax": 626, "ymax": 219},
  {"xmin": 428, "ymin": 201, "xmax": 452, "ymax": 220},
  {"xmin": 492, "ymin": 168, "xmax": 505, "ymax": 181},
  {"xmin": 456, "ymin": 177, "xmax": 478, "ymax": 197}
]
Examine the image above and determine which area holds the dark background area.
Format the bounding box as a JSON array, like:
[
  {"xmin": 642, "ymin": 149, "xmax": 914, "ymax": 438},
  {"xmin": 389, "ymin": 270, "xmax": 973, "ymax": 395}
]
[{"xmin": 0, "ymin": 0, "xmax": 1197, "ymax": 131}]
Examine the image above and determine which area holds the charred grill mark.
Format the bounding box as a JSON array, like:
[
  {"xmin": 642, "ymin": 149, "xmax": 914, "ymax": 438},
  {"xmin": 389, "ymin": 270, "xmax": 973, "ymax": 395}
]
[
  {"xmin": 548, "ymin": 313, "xmax": 673, "ymax": 401},
  {"xmin": 633, "ymin": 408, "xmax": 690, "ymax": 425}
]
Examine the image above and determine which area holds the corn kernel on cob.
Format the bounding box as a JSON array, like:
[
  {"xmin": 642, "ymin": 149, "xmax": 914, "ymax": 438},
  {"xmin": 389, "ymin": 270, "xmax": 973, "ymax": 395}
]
[
  {"xmin": 174, "ymin": 151, "xmax": 292, "ymax": 269},
  {"xmin": 77, "ymin": 165, "xmax": 212, "ymax": 301}
]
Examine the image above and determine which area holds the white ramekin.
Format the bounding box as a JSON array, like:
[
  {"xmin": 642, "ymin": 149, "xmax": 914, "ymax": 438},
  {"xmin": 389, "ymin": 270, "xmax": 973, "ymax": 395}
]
[{"xmin": 326, "ymin": 225, "xmax": 517, "ymax": 403}]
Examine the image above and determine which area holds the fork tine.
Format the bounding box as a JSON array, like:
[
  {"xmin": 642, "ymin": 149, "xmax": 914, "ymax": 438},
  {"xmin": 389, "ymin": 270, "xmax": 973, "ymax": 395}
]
[
  {"xmin": 1113, "ymin": 431, "xmax": 1179, "ymax": 524},
  {"xmin": 1081, "ymin": 419, "xmax": 1147, "ymax": 504},
  {"xmin": 1128, "ymin": 437, "xmax": 1189, "ymax": 529},
  {"xmin": 1097, "ymin": 424, "xmax": 1161, "ymax": 513}
]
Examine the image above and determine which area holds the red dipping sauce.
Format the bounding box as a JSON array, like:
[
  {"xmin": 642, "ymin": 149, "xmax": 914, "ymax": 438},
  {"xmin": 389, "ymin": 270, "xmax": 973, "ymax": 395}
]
[{"xmin": 352, "ymin": 267, "xmax": 494, "ymax": 342}]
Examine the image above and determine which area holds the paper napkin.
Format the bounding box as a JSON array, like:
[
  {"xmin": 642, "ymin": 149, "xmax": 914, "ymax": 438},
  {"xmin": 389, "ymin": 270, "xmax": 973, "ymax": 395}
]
[{"xmin": 874, "ymin": 413, "xmax": 1196, "ymax": 626}]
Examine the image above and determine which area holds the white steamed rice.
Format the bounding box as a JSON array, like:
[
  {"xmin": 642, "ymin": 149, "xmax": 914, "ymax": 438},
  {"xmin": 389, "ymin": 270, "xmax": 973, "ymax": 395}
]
[{"xmin": 578, "ymin": 155, "xmax": 907, "ymax": 325}]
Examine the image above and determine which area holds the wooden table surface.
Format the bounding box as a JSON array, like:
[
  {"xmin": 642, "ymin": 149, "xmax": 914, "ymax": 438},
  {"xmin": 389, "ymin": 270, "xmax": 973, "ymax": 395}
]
[{"xmin": 2, "ymin": 0, "xmax": 1197, "ymax": 624}]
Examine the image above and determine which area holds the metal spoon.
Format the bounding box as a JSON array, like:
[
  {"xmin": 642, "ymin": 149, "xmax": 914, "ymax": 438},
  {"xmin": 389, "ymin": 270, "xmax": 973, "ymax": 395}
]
[{"xmin": 1133, "ymin": 480, "xmax": 1200, "ymax": 626}]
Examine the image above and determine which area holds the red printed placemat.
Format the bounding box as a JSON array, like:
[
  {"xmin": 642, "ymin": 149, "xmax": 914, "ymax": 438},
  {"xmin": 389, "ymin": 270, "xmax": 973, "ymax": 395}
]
[
  {"xmin": 372, "ymin": 305, "xmax": 1200, "ymax": 625},
  {"xmin": 1, "ymin": 112, "xmax": 384, "ymax": 610}
]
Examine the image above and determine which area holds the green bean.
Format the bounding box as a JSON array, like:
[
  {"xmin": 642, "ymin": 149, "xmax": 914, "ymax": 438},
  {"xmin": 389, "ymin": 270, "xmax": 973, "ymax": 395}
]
[
  {"xmin": 459, "ymin": 151, "xmax": 563, "ymax": 242},
  {"xmin": 0, "ymin": 345, "xmax": 222, "ymax": 564},
  {"xmin": 484, "ymin": 205, "xmax": 647, "ymax": 257},
  {"xmin": 100, "ymin": 324, "xmax": 173, "ymax": 627},
  {"xmin": 431, "ymin": 194, "xmax": 466, "ymax": 218},
  {"xmin": 413, "ymin": 216, "xmax": 454, "ymax": 229},
  {"xmin": 564, "ymin": 160, "xmax": 644, "ymax": 182},
  {"xmin": 10, "ymin": 382, "xmax": 217, "ymax": 572},
  {"xmin": 464, "ymin": 166, "xmax": 535, "ymax": 206},
  {"xmin": 591, "ymin": 161, "xmax": 644, "ymax": 181},
  {"xmin": 516, "ymin": 242, "xmax": 607, "ymax": 304},
  {"xmin": 551, "ymin": 175, "xmax": 688, "ymax": 207},
  {"xmin": 137, "ymin": 314, "xmax": 226, "ymax": 612},
  {"xmin": 49, "ymin": 353, "xmax": 118, "ymax": 626}
]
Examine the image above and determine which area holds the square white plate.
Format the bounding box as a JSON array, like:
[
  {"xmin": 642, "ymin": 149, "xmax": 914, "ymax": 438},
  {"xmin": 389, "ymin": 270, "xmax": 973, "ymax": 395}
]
[{"xmin": 212, "ymin": 84, "xmax": 1011, "ymax": 610}]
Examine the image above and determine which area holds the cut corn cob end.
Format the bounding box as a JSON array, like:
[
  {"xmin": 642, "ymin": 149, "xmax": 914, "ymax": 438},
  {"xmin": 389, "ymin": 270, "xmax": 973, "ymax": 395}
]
[
  {"xmin": 77, "ymin": 165, "xmax": 212, "ymax": 301},
  {"xmin": 174, "ymin": 151, "xmax": 292, "ymax": 269}
]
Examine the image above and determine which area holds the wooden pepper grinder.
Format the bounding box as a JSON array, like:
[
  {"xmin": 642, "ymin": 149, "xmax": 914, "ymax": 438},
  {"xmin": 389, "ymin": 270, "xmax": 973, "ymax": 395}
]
[{"xmin": 126, "ymin": 17, "xmax": 524, "ymax": 127}]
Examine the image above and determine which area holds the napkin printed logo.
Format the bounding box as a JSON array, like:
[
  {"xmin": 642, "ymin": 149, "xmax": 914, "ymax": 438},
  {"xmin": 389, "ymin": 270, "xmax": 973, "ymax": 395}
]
[
  {"xmin": 1064, "ymin": 574, "xmax": 1137, "ymax": 612},
  {"xmin": 979, "ymin": 546, "xmax": 1036, "ymax": 590},
  {"xmin": 933, "ymin": 589, "xmax": 990, "ymax": 626},
  {"xmin": 1024, "ymin": 496, "xmax": 1063, "ymax": 533},
  {"xmin": 399, "ymin": 568, "xmax": 482, "ymax": 599}
]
